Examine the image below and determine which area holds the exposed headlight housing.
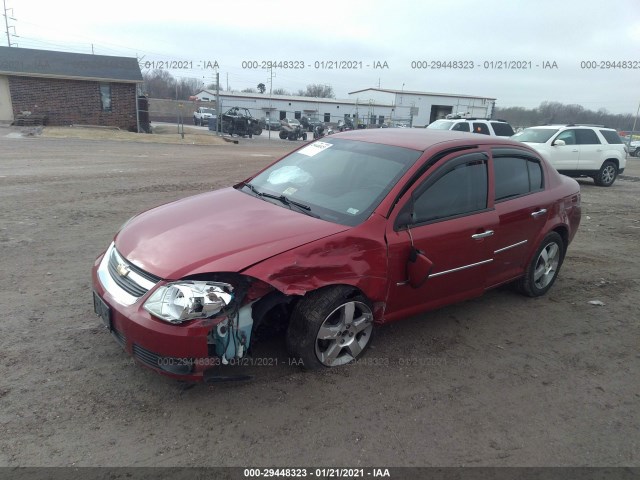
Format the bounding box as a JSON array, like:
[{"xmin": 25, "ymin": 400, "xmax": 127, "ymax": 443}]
[{"xmin": 144, "ymin": 281, "xmax": 234, "ymax": 324}]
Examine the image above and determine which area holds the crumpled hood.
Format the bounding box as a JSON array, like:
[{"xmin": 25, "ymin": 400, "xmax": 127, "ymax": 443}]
[{"xmin": 115, "ymin": 187, "xmax": 348, "ymax": 280}]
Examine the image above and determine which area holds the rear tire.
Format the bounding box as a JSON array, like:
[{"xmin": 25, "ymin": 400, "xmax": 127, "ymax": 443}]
[
  {"xmin": 594, "ymin": 160, "xmax": 618, "ymax": 187},
  {"xmin": 286, "ymin": 286, "xmax": 374, "ymax": 370},
  {"xmin": 517, "ymin": 232, "xmax": 564, "ymax": 297}
]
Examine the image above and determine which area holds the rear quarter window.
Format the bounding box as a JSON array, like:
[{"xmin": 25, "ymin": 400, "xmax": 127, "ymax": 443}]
[
  {"xmin": 599, "ymin": 130, "xmax": 623, "ymax": 144},
  {"xmin": 491, "ymin": 122, "xmax": 515, "ymax": 136}
]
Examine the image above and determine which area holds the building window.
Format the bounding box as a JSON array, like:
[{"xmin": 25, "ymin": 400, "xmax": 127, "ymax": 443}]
[
  {"xmin": 324, "ymin": 113, "xmax": 330, "ymax": 122},
  {"xmin": 294, "ymin": 111, "xmax": 301, "ymax": 119},
  {"xmin": 100, "ymin": 83, "xmax": 112, "ymax": 112}
]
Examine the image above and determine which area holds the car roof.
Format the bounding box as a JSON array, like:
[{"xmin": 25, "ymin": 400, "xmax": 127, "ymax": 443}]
[
  {"xmin": 527, "ymin": 124, "xmax": 615, "ymax": 130},
  {"xmin": 332, "ymin": 128, "xmax": 525, "ymax": 152}
]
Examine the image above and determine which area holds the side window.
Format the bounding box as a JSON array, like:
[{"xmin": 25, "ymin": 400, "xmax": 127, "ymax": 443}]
[
  {"xmin": 412, "ymin": 157, "xmax": 488, "ymax": 223},
  {"xmin": 494, "ymin": 156, "xmax": 544, "ymax": 201},
  {"xmin": 452, "ymin": 122, "xmax": 470, "ymax": 132},
  {"xmin": 599, "ymin": 129, "xmax": 622, "ymax": 144},
  {"xmin": 472, "ymin": 123, "xmax": 490, "ymax": 135},
  {"xmin": 576, "ymin": 129, "xmax": 601, "ymax": 145},
  {"xmin": 490, "ymin": 122, "xmax": 515, "ymax": 136},
  {"xmin": 555, "ymin": 129, "xmax": 576, "ymax": 145},
  {"xmin": 99, "ymin": 83, "xmax": 112, "ymax": 112}
]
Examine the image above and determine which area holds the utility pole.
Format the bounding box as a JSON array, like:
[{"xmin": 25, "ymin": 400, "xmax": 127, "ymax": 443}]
[
  {"xmin": 216, "ymin": 71, "xmax": 221, "ymax": 136},
  {"xmin": 3, "ymin": 0, "xmax": 17, "ymax": 47},
  {"xmin": 268, "ymin": 65, "xmax": 274, "ymax": 140}
]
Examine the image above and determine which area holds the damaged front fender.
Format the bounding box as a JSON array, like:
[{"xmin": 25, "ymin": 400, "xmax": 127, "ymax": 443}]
[{"xmin": 242, "ymin": 213, "xmax": 389, "ymax": 319}]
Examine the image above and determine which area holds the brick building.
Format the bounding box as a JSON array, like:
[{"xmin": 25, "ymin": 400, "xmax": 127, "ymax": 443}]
[{"xmin": 0, "ymin": 46, "xmax": 143, "ymax": 130}]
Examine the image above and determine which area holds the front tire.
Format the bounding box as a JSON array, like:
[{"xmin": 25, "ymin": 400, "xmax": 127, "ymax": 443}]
[
  {"xmin": 286, "ymin": 286, "xmax": 374, "ymax": 370},
  {"xmin": 517, "ymin": 232, "xmax": 564, "ymax": 297},
  {"xmin": 594, "ymin": 160, "xmax": 618, "ymax": 187}
]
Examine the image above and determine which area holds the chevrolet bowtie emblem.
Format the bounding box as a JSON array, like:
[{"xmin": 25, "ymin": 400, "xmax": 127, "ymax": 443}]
[{"xmin": 116, "ymin": 263, "xmax": 130, "ymax": 277}]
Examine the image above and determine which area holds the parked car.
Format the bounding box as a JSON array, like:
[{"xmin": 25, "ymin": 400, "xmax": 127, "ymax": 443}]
[
  {"xmin": 620, "ymin": 135, "xmax": 640, "ymax": 157},
  {"xmin": 511, "ymin": 125, "xmax": 627, "ymax": 186},
  {"xmin": 92, "ymin": 129, "xmax": 581, "ymax": 382},
  {"xmin": 193, "ymin": 107, "xmax": 216, "ymax": 126},
  {"xmin": 427, "ymin": 118, "xmax": 515, "ymax": 137},
  {"xmin": 260, "ymin": 117, "xmax": 282, "ymax": 131}
]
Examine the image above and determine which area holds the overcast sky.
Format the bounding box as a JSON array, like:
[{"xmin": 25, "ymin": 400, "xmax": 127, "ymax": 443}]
[{"xmin": 6, "ymin": 0, "xmax": 640, "ymax": 114}]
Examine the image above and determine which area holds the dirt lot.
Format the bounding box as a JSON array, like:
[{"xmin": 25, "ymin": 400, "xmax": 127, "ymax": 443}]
[{"xmin": 0, "ymin": 127, "xmax": 638, "ymax": 468}]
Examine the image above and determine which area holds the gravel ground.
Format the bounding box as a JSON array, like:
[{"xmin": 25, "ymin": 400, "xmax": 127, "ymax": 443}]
[{"xmin": 0, "ymin": 126, "xmax": 639, "ymax": 467}]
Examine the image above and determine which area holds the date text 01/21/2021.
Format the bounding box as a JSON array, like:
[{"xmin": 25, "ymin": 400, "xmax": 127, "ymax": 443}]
[
  {"xmin": 409, "ymin": 60, "xmax": 560, "ymax": 69},
  {"xmin": 240, "ymin": 60, "xmax": 390, "ymax": 69}
]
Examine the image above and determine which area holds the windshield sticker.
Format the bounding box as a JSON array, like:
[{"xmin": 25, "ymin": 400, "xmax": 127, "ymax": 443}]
[
  {"xmin": 267, "ymin": 166, "xmax": 313, "ymax": 185},
  {"xmin": 298, "ymin": 141, "xmax": 333, "ymax": 157},
  {"xmin": 282, "ymin": 186, "xmax": 298, "ymax": 196},
  {"xmin": 347, "ymin": 208, "xmax": 360, "ymax": 215}
]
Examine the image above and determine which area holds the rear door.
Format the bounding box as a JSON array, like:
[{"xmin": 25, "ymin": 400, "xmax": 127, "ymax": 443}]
[
  {"xmin": 384, "ymin": 150, "xmax": 498, "ymax": 322},
  {"xmin": 575, "ymin": 128, "xmax": 603, "ymax": 170},
  {"xmin": 487, "ymin": 148, "xmax": 550, "ymax": 287}
]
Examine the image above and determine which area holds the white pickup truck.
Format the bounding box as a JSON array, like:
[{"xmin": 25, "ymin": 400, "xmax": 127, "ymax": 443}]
[{"xmin": 193, "ymin": 107, "xmax": 216, "ymax": 126}]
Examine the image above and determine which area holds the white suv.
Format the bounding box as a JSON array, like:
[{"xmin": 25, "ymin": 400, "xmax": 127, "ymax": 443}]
[
  {"xmin": 512, "ymin": 125, "xmax": 627, "ymax": 187},
  {"xmin": 427, "ymin": 118, "xmax": 515, "ymax": 137}
]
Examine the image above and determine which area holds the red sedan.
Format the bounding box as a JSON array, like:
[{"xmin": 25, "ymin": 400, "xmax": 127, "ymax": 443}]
[{"xmin": 92, "ymin": 129, "xmax": 581, "ymax": 382}]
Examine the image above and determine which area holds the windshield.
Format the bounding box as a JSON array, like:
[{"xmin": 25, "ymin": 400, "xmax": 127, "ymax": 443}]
[
  {"xmin": 427, "ymin": 120, "xmax": 454, "ymax": 130},
  {"xmin": 512, "ymin": 128, "xmax": 559, "ymax": 143},
  {"xmin": 242, "ymin": 138, "xmax": 421, "ymax": 226},
  {"xmin": 202, "ymin": 108, "xmax": 215, "ymax": 114}
]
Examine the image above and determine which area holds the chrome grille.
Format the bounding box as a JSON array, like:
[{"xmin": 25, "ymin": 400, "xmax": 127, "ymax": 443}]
[{"xmin": 106, "ymin": 247, "xmax": 160, "ymax": 298}]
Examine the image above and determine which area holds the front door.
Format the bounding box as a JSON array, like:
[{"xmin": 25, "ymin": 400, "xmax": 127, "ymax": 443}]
[
  {"xmin": 0, "ymin": 75, "xmax": 14, "ymax": 123},
  {"xmin": 384, "ymin": 151, "xmax": 498, "ymax": 322}
]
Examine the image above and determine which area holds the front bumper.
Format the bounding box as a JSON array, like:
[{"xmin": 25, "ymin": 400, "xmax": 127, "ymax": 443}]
[{"xmin": 91, "ymin": 248, "xmax": 226, "ymax": 382}]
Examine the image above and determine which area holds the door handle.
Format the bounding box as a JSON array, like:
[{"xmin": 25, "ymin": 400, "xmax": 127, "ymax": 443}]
[
  {"xmin": 471, "ymin": 230, "xmax": 494, "ymax": 239},
  {"xmin": 572, "ymin": 149, "xmax": 579, "ymax": 153},
  {"xmin": 531, "ymin": 208, "xmax": 547, "ymax": 218}
]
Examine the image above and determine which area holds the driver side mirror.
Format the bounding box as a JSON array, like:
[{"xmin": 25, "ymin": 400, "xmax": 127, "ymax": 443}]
[
  {"xmin": 552, "ymin": 139, "xmax": 566, "ymax": 146},
  {"xmin": 396, "ymin": 211, "xmax": 413, "ymax": 230},
  {"xmin": 406, "ymin": 247, "xmax": 433, "ymax": 288}
]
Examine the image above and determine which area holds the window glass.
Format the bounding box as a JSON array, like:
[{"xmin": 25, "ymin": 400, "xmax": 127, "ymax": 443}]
[
  {"xmin": 555, "ymin": 129, "xmax": 576, "ymax": 145},
  {"xmin": 427, "ymin": 120, "xmax": 455, "ymax": 130},
  {"xmin": 491, "ymin": 122, "xmax": 515, "ymax": 136},
  {"xmin": 472, "ymin": 123, "xmax": 490, "ymax": 135},
  {"xmin": 599, "ymin": 129, "xmax": 623, "ymax": 144},
  {"xmin": 494, "ymin": 157, "xmax": 529, "ymax": 200},
  {"xmin": 494, "ymin": 156, "xmax": 544, "ymax": 201},
  {"xmin": 413, "ymin": 160, "xmax": 487, "ymax": 223},
  {"xmin": 247, "ymin": 138, "xmax": 421, "ymax": 227},
  {"xmin": 99, "ymin": 83, "xmax": 112, "ymax": 112},
  {"xmin": 528, "ymin": 160, "xmax": 543, "ymax": 190},
  {"xmin": 451, "ymin": 122, "xmax": 470, "ymax": 132},
  {"xmin": 576, "ymin": 129, "xmax": 601, "ymax": 145},
  {"xmin": 512, "ymin": 128, "xmax": 559, "ymax": 143}
]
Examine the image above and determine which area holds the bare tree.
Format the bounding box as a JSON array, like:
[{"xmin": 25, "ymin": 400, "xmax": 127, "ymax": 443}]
[
  {"xmin": 272, "ymin": 88, "xmax": 290, "ymax": 95},
  {"xmin": 242, "ymin": 88, "xmax": 257, "ymax": 93},
  {"xmin": 495, "ymin": 102, "xmax": 636, "ymax": 130},
  {"xmin": 297, "ymin": 84, "xmax": 335, "ymax": 98}
]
